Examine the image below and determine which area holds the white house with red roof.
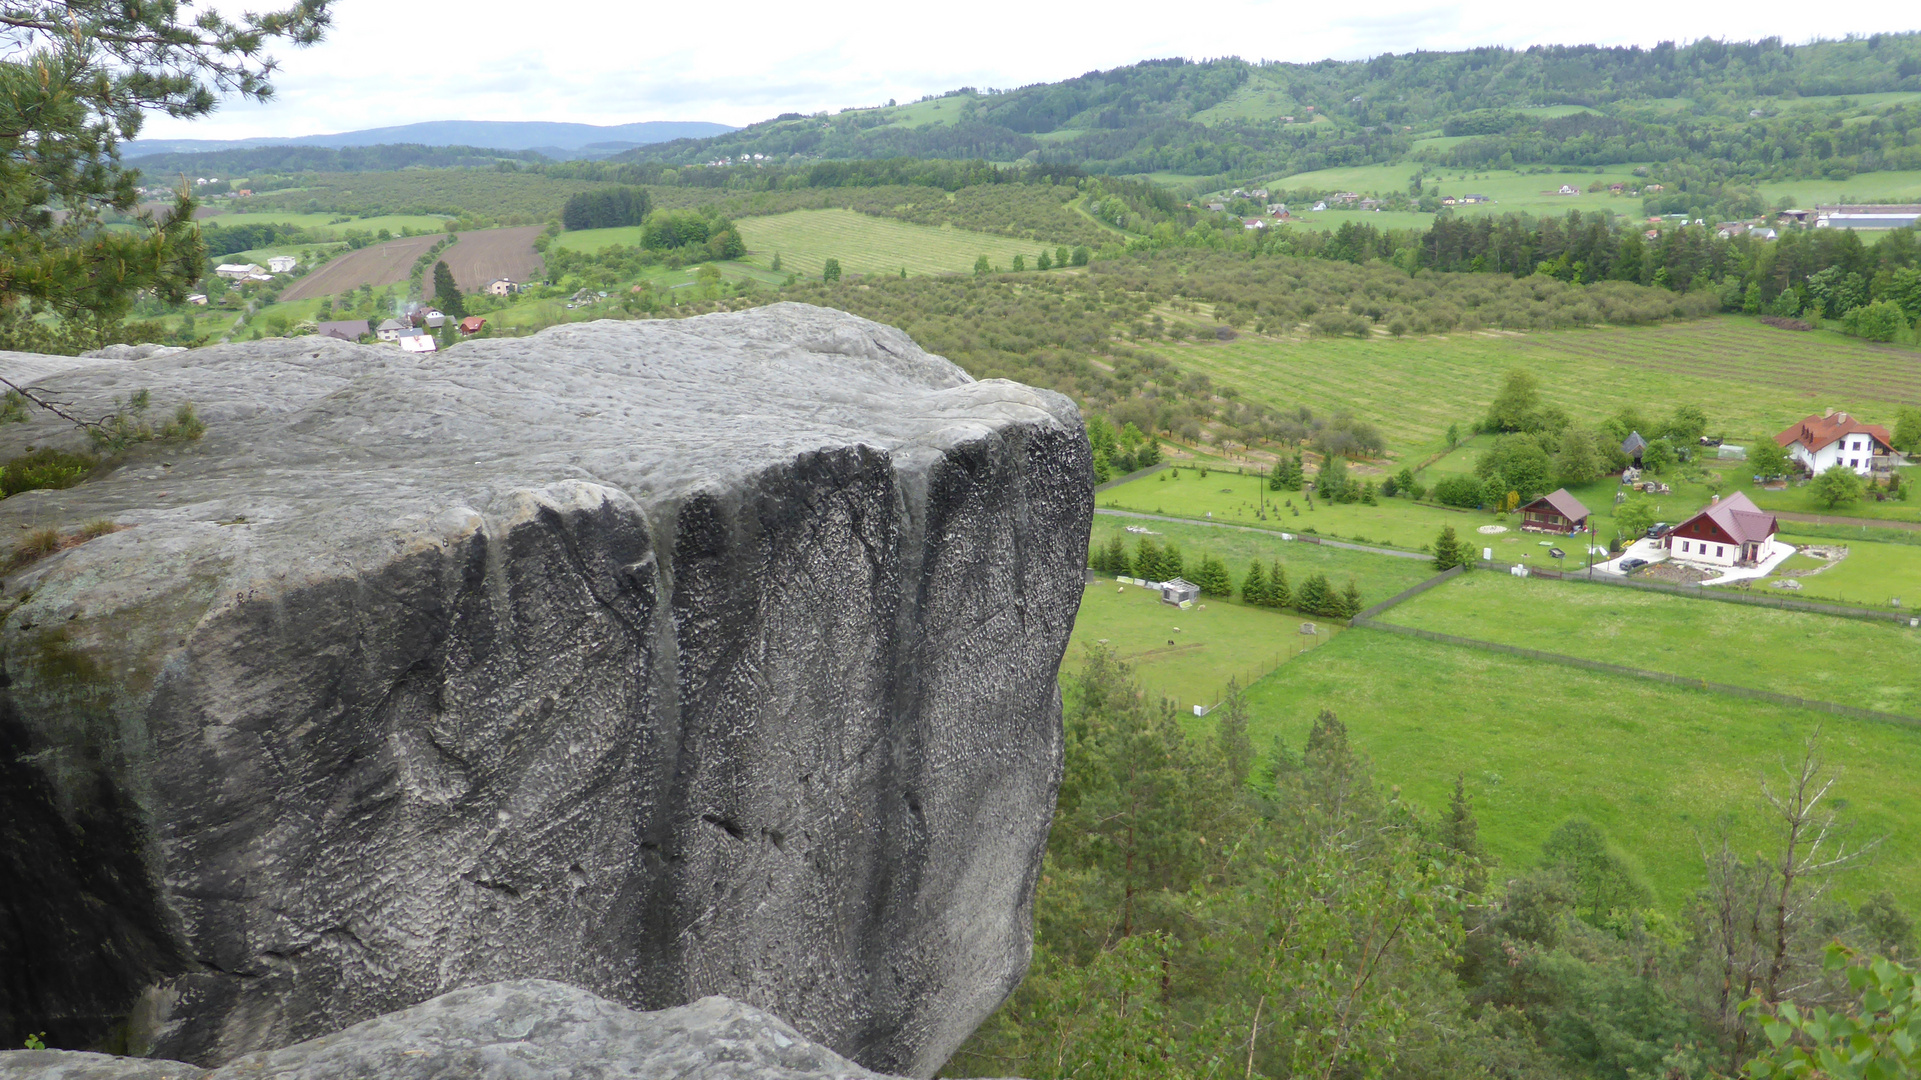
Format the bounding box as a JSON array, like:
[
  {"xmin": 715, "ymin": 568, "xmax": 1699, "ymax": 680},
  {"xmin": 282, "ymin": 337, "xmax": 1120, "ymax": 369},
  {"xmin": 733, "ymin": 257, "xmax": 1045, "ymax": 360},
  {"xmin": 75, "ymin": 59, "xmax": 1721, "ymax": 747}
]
[
  {"xmin": 1775, "ymin": 411, "xmax": 1894, "ymax": 477},
  {"xmin": 1664, "ymin": 492, "xmax": 1780, "ymax": 568}
]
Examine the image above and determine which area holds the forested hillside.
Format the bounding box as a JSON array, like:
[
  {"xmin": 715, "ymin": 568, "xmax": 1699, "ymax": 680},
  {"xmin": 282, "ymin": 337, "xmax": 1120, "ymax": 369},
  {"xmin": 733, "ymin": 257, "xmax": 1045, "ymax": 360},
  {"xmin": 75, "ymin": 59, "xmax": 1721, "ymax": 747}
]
[{"xmin": 622, "ymin": 37, "xmax": 1921, "ymax": 185}]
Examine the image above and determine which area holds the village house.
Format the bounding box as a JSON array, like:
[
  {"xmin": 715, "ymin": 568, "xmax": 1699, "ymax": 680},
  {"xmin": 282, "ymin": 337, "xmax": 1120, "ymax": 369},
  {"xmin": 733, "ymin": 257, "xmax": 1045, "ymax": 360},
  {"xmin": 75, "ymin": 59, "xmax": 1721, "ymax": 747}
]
[
  {"xmin": 214, "ymin": 263, "xmax": 265, "ymax": 280},
  {"xmin": 315, "ymin": 319, "xmax": 370, "ymax": 342},
  {"xmin": 1440, "ymin": 196, "xmax": 1456, "ymax": 206},
  {"xmin": 184, "ymin": 294, "xmax": 208, "ymax": 306},
  {"xmin": 1556, "ymin": 184, "xmax": 1580, "ymax": 196},
  {"xmin": 458, "ymin": 316, "xmax": 487, "ymax": 335},
  {"xmin": 396, "ymin": 328, "xmax": 436, "ymax": 354},
  {"xmin": 375, "ymin": 318, "xmax": 404, "ymax": 343},
  {"xmin": 266, "ymin": 255, "xmax": 298, "ymax": 274},
  {"xmin": 1206, "ymin": 201, "xmax": 1227, "ymax": 212},
  {"xmin": 1459, "ymin": 194, "xmax": 1490, "ymax": 204},
  {"xmin": 1519, "ymin": 489, "xmax": 1590, "ymax": 535},
  {"xmin": 485, "ymin": 278, "xmax": 521, "ymax": 297},
  {"xmin": 1775, "ymin": 411, "xmax": 1895, "ymax": 477},
  {"xmin": 1607, "ymin": 183, "xmax": 1626, "ymax": 193},
  {"xmin": 1665, "ymin": 492, "xmax": 1779, "ymax": 568},
  {"xmin": 1243, "ymin": 217, "xmax": 1267, "ymax": 230}
]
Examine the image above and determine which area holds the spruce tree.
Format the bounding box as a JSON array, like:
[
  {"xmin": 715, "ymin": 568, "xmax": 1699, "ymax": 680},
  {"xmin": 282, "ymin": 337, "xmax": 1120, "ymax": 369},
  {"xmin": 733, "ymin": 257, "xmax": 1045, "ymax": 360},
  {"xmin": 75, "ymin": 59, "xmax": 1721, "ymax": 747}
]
[
  {"xmin": 1103, "ymin": 535, "xmax": 1130, "ymax": 576},
  {"xmin": 1242, "ymin": 560, "xmax": 1266, "ymax": 604},
  {"xmin": 1433, "ymin": 524, "xmax": 1469, "ymax": 571},
  {"xmin": 1194, "ymin": 555, "xmax": 1234, "ymax": 597},
  {"xmin": 1296, "ymin": 572, "xmax": 1334, "ymax": 617},
  {"xmin": 1341, "ymin": 578, "xmax": 1363, "ymax": 618},
  {"xmin": 1135, "ymin": 537, "xmax": 1164, "ymax": 581},
  {"xmin": 1161, "ymin": 542, "xmax": 1184, "ymax": 582},
  {"xmin": 431, "ymin": 260, "xmax": 465, "ymax": 318},
  {"xmin": 1268, "ymin": 561, "xmax": 1291, "ymax": 610}
]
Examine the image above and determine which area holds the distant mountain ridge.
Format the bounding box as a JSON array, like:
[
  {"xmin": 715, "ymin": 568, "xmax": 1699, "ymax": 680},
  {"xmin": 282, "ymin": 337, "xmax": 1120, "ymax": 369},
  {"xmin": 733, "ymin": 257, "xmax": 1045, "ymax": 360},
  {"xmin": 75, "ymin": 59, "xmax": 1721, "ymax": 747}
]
[{"xmin": 123, "ymin": 120, "xmax": 735, "ymax": 160}]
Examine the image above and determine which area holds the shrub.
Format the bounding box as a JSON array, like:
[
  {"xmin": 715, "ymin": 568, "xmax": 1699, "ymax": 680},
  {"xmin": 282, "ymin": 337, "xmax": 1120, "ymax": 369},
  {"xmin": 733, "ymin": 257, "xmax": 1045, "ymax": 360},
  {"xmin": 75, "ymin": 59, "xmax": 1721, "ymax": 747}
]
[{"xmin": 1, "ymin": 448, "xmax": 98, "ymax": 497}]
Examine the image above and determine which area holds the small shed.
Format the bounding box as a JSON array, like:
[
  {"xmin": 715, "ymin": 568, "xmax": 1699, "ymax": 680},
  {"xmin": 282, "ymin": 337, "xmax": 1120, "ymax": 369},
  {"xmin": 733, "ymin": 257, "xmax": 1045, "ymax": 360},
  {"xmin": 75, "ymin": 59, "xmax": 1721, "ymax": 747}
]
[
  {"xmin": 458, "ymin": 315, "xmax": 486, "ymax": 334},
  {"xmin": 1519, "ymin": 488, "xmax": 1590, "ymax": 535},
  {"xmin": 1159, "ymin": 577, "xmax": 1200, "ymax": 606},
  {"xmin": 1620, "ymin": 430, "xmax": 1648, "ymax": 466}
]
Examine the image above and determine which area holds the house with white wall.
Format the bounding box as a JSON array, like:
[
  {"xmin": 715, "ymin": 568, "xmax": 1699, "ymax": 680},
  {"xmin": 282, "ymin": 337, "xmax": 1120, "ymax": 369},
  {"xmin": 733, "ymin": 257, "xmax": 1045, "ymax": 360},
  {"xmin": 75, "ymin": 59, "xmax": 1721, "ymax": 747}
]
[
  {"xmin": 1775, "ymin": 411, "xmax": 1894, "ymax": 477},
  {"xmin": 1665, "ymin": 492, "xmax": 1779, "ymax": 568},
  {"xmin": 266, "ymin": 255, "xmax": 298, "ymax": 273}
]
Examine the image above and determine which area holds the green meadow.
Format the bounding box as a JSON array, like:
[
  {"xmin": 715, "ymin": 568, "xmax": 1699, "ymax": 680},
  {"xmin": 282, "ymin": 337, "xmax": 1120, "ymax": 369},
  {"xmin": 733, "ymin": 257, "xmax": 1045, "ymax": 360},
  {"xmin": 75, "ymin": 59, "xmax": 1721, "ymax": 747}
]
[
  {"xmin": 1376, "ymin": 569, "xmax": 1921, "ymax": 715},
  {"xmin": 1239, "ymin": 628, "xmax": 1921, "ymax": 907}
]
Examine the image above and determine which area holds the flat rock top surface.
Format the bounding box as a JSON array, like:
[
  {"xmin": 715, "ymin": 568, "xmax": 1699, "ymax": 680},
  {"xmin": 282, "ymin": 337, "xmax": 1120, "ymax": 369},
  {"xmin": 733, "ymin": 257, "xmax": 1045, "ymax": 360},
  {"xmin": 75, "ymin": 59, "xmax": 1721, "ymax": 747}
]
[
  {"xmin": 0, "ymin": 981, "xmax": 953, "ymax": 1079},
  {"xmin": 0, "ymin": 303, "xmax": 1075, "ymax": 563}
]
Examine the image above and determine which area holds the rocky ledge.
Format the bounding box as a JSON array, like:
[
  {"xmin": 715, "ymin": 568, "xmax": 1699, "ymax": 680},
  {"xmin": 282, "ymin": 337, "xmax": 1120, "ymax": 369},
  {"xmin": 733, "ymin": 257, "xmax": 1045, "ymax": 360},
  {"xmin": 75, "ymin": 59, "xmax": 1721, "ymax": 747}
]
[
  {"xmin": 0, "ymin": 304, "xmax": 1090, "ymax": 1077},
  {"xmin": 0, "ymin": 979, "xmax": 985, "ymax": 1079}
]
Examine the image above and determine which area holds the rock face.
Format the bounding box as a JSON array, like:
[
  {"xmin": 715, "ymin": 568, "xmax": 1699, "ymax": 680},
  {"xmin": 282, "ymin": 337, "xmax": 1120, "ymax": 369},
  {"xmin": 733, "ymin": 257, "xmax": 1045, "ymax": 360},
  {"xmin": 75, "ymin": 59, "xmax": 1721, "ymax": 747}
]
[
  {"xmin": 0, "ymin": 305, "xmax": 1090, "ymax": 1077},
  {"xmin": 0, "ymin": 979, "xmax": 963, "ymax": 1079}
]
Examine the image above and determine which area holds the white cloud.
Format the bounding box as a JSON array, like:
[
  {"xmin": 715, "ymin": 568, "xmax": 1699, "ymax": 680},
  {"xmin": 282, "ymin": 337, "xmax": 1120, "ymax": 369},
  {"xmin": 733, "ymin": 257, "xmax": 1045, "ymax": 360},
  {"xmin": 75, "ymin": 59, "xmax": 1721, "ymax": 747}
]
[{"xmin": 137, "ymin": 0, "xmax": 1921, "ymax": 140}]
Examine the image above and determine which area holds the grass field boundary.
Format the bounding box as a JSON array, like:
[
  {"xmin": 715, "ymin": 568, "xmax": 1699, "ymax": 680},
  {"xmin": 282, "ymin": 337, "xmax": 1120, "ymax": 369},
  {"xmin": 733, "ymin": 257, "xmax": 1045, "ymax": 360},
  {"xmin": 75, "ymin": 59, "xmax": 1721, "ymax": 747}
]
[
  {"xmin": 1094, "ymin": 509, "xmax": 1430, "ymax": 561},
  {"xmin": 1093, "ymin": 463, "xmax": 1170, "ymax": 493},
  {"xmin": 1349, "ymin": 619, "xmax": 1921, "ymax": 727},
  {"xmin": 1351, "ymin": 565, "xmax": 1461, "ymax": 621},
  {"xmin": 1474, "ymin": 558, "xmax": 1918, "ymax": 625}
]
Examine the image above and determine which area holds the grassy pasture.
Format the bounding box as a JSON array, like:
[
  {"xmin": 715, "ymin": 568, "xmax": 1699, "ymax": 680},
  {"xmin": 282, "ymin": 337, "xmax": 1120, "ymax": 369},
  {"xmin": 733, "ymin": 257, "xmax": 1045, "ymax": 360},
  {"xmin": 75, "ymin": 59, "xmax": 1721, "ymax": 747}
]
[
  {"xmin": 1239, "ymin": 628, "xmax": 1921, "ymax": 906},
  {"xmin": 1376, "ymin": 570, "xmax": 1921, "ymax": 715},
  {"xmin": 1174, "ymin": 317, "xmax": 1921, "ymax": 455},
  {"xmin": 1073, "ymin": 516, "xmax": 1434, "ymax": 708},
  {"xmin": 1751, "ymin": 170, "xmax": 1921, "ymax": 210},
  {"xmin": 1265, "ymin": 165, "xmax": 1651, "ymax": 221},
  {"xmin": 733, "ymin": 209, "xmax": 1059, "ymax": 278},
  {"xmin": 201, "ymin": 211, "xmax": 450, "ymax": 235}
]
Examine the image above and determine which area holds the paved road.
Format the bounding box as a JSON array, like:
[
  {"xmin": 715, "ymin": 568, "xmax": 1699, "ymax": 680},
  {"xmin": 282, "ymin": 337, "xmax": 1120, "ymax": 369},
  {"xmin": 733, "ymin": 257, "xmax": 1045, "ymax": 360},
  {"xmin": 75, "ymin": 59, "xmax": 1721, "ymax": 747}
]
[{"xmin": 1093, "ymin": 508, "xmax": 1431, "ymax": 561}]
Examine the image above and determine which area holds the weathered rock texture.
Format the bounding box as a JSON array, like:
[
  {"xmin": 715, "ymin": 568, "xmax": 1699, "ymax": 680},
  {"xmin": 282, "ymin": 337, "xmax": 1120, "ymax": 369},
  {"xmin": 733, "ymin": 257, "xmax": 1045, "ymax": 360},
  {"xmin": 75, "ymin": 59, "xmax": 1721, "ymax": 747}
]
[
  {"xmin": 0, "ymin": 979, "xmax": 979, "ymax": 1079},
  {"xmin": 0, "ymin": 304, "xmax": 1090, "ymax": 1077}
]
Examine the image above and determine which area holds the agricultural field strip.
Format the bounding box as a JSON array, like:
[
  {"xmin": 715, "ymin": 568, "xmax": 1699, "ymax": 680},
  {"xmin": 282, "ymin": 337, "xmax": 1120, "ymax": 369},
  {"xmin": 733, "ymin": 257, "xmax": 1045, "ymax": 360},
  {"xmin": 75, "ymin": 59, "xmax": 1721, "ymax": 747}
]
[
  {"xmin": 1095, "ymin": 507, "xmax": 1429, "ymax": 560},
  {"xmin": 1373, "ymin": 571, "xmax": 1921, "ymax": 715},
  {"xmin": 733, "ymin": 209, "xmax": 1064, "ymax": 277},
  {"xmin": 279, "ymin": 233, "xmax": 444, "ymax": 303}
]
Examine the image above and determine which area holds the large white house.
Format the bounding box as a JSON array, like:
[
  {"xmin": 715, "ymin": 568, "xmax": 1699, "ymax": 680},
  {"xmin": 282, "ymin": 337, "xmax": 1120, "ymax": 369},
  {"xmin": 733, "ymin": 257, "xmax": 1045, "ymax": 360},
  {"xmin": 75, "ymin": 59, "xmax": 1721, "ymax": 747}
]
[
  {"xmin": 1665, "ymin": 492, "xmax": 1779, "ymax": 568},
  {"xmin": 1775, "ymin": 411, "xmax": 1894, "ymax": 477},
  {"xmin": 266, "ymin": 255, "xmax": 298, "ymax": 273}
]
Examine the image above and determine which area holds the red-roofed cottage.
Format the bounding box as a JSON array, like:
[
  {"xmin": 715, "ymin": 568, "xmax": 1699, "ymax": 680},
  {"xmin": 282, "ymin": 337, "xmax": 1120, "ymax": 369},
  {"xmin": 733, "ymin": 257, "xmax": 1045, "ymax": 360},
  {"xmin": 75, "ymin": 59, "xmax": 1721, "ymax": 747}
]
[
  {"xmin": 1776, "ymin": 411, "xmax": 1894, "ymax": 477},
  {"xmin": 1665, "ymin": 492, "xmax": 1778, "ymax": 568}
]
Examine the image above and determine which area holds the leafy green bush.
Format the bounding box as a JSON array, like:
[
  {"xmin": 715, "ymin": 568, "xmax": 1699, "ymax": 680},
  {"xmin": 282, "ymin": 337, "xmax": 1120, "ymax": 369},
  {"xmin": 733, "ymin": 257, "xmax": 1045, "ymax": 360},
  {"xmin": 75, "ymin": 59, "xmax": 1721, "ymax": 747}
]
[{"xmin": 1841, "ymin": 299, "xmax": 1911, "ymax": 343}]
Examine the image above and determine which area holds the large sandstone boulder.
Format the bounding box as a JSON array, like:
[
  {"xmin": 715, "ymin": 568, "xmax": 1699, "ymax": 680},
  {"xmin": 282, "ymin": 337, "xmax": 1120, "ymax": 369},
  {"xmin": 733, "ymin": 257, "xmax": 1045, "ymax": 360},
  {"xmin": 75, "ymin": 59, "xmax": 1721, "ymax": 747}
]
[
  {"xmin": 0, "ymin": 305, "xmax": 1090, "ymax": 1077},
  {"xmin": 0, "ymin": 979, "xmax": 978, "ymax": 1079}
]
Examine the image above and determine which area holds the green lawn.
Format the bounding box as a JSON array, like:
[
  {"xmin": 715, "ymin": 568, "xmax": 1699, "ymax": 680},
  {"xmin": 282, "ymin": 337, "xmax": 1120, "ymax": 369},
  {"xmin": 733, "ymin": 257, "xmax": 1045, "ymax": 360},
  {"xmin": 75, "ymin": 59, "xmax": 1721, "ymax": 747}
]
[
  {"xmin": 1375, "ymin": 569, "xmax": 1921, "ymax": 715},
  {"xmin": 1099, "ymin": 466, "xmax": 1488, "ymax": 552},
  {"xmin": 1240, "ymin": 629, "xmax": 1921, "ymax": 907},
  {"xmin": 1174, "ymin": 316, "xmax": 1921, "ymax": 457},
  {"xmin": 1775, "ymin": 532, "xmax": 1921, "ymax": 610},
  {"xmin": 1267, "ymin": 164, "xmax": 1652, "ymax": 220}
]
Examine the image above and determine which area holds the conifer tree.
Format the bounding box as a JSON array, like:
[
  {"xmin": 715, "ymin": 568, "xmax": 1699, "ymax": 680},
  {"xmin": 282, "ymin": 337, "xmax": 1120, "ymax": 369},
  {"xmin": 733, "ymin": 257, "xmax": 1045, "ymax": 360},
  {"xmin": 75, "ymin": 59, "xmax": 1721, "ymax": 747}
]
[
  {"xmin": 1242, "ymin": 560, "xmax": 1266, "ymax": 604},
  {"xmin": 1101, "ymin": 535, "xmax": 1130, "ymax": 576},
  {"xmin": 1161, "ymin": 542, "xmax": 1184, "ymax": 581},
  {"xmin": 1296, "ymin": 572, "xmax": 1334, "ymax": 616},
  {"xmin": 1432, "ymin": 524, "xmax": 1469, "ymax": 571},
  {"xmin": 1194, "ymin": 555, "xmax": 1234, "ymax": 597},
  {"xmin": 1341, "ymin": 578, "xmax": 1363, "ymax": 618},
  {"xmin": 1268, "ymin": 560, "xmax": 1291, "ymax": 609},
  {"xmin": 1135, "ymin": 537, "xmax": 1164, "ymax": 581}
]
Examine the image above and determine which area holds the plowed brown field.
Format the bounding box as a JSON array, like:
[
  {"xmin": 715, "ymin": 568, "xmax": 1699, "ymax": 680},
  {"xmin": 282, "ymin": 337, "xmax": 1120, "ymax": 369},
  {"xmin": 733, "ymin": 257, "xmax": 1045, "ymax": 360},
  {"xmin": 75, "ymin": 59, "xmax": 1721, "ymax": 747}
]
[
  {"xmin": 280, "ymin": 234, "xmax": 444, "ymax": 302},
  {"xmin": 436, "ymin": 225, "xmax": 545, "ymax": 292}
]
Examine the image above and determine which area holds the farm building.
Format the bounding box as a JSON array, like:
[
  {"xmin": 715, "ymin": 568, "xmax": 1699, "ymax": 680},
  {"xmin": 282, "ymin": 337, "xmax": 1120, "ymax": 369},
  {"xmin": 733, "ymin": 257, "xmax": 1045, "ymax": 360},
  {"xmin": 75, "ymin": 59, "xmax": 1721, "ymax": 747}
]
[
  {"xmin": 1814, "ymin": 204, "xmax": 1921, "ymax": 230},
  {"xmin": 214, "ymin": 263, "xmax": 265, "ymax": 280},
  {"xmin": 1620, "ymin": 431, "xmax": 1648, "ymax": 465},
  {"xmin": 1775, "ymin": 411, "xmax": 1894, "ymax": 477},
  {"xmin": 315, "ymin": 319, "xmax": 370, "ymax": 342},
  {"xmin": 1665, "ymin": 492, "xmax": 1778, "ymax": 568},
  {"xmin": 1159, "ymin": 578, "xmax": 1200, "ymax": 606},
  {"xmin": 266, "ymin": 255, "xmax": 298, "ymax": 273},
  {"xmin": 458, "ymin": 316, "xmax": 486, "ymax": 334},
  {"xmin": 1519, "ymin": 489, "xmax": 1590, "ymax": 535},
  {"xmin": 375, "ymin": 318, "xmax": 404, "ymax": 343},
  {"xmin": 485, "ymin": 278, "xmax": 524, "ymax": 297},
  {"xmin": 184, "ymin": 294, "xmax": 207, "ymax": 306}
]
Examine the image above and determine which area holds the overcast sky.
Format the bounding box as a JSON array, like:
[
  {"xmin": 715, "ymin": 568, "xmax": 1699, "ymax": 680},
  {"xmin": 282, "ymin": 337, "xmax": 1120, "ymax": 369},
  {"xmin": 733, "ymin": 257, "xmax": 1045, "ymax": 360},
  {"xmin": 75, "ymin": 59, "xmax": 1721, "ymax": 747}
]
[{"xmin": 139, "ymin": 1, "xmax": 1921, "ymax": 141}]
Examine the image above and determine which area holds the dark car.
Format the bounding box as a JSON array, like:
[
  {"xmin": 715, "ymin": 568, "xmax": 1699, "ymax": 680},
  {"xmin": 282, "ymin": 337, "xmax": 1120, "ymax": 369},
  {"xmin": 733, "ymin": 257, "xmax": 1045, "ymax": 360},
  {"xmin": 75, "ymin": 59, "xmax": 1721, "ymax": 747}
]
[
  {"xmin": 1646, "ymin": 522, "xmax": 1672, "ymax": 539},
  {"xmin": 1618, "ymin": 558, "xmax": 1648, "ymax": 572}
]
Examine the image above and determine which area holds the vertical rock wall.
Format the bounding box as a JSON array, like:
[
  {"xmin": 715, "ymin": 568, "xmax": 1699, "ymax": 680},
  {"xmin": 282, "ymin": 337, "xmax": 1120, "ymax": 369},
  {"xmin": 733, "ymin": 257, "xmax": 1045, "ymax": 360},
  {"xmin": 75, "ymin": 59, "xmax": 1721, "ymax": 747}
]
[{"xmin": 0, "ymin": 305, "xmax": 1091, "ymax": 1077}]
